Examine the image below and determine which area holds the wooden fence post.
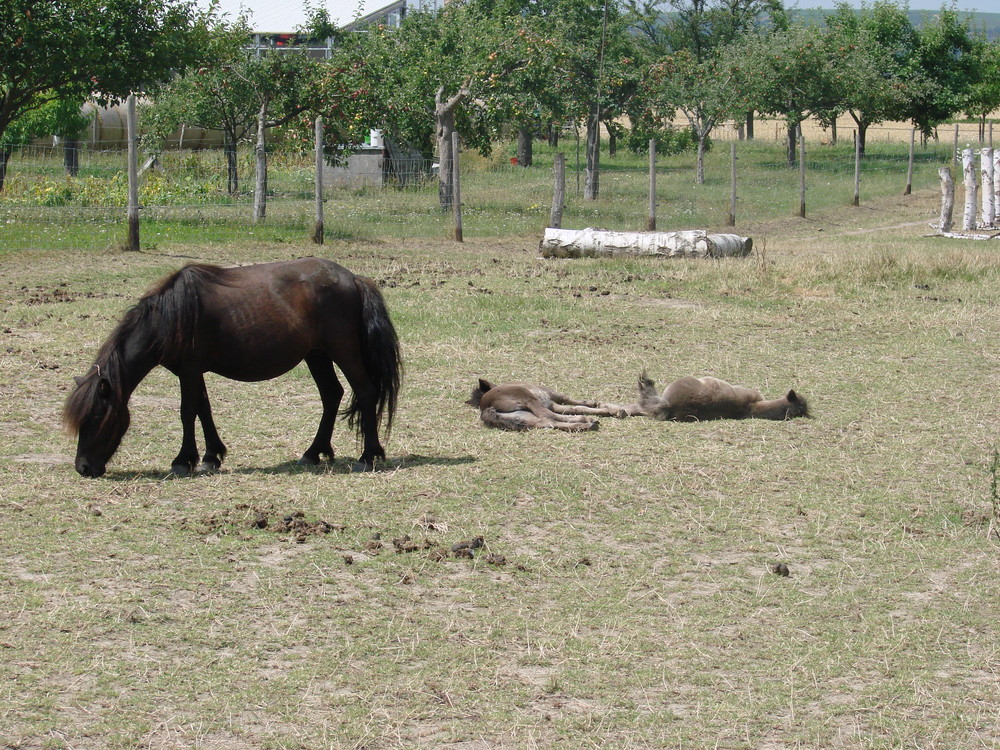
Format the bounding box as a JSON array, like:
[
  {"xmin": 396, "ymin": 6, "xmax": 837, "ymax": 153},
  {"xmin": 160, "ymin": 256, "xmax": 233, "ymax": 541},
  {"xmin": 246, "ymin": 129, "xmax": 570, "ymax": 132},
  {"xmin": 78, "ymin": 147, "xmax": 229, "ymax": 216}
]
[
  {"xmin": 647, "ymin": 138, "xmax": 656, "ymax": 231},
  {"xmin": 939, "ymin": 167, "xmax": 954, "ymax": 234},
  {"xmin": 451, "ymin": 131, "xmax": 462, "ymax": 242},
  {"xmin": 853, "ymin": 130, "xmax": 860, "ymax": 207},
  {"xmin": 982, "ymin": 147, "xmax": 995, "ymax": 227},
  {"xmin": 904, "ymin": 128, "xmax": 914, "ymax": 196},
  {"xmin": 126, "ymin": 93, "xmax": 140, "ymax": 252},
  {"xmin": 550, "ymin": 152, "xmax": 565, "ymax": 228},
  {"xmin": 797, "ymin": 124, "xmax": 806, "ymax": 218},
  {"xmin": 312, "ymin": 117, "xmax": 324, "ymax": 245},
  {"xmin": 962, "ymin": 147, "xmax": 977, "ymax": 231},
  {"xmin": 727, "ymin": 142, "xmax": 737, "ymax": 226}
]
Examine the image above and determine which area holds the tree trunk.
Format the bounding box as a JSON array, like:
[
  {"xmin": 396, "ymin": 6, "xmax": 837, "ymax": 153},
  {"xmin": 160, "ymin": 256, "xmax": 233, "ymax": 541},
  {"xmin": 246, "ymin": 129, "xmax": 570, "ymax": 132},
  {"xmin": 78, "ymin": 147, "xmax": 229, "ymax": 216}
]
[
  {"xmin": 63, "ymin": 138, "xmax": 80, "ymax": 177},
  {"xmin": 436, "ymin": 85, "xmax": 468, "ymax": 211},
  {"xmin": 584, "ymin": 102, "xmax": 600, "ymax": 201},
  {"xmin": 745, "ymin": 110, "xmax": 754, "ymax": 141},
  {"xmin": 224, "ymin": 131, "xmax": 238, "ymax": 196},
  {"xmin": 607, "ymin": 125, "xmax": 617, "ymax": 158},
  {"xmin": 548, "ymin": 123, "xmax": 559, "ymax": 148},
  {"xmin": 830, "ymin": 119, "xmax": 837, "ymax": 145},
  {"xmin": 696, "ymin": 132, "xmax": 706, "ymax": 185},
  {"xmin": 786, "ymin": 122, "xmax": 797, "ymax": 168},
  {"xmin": 516, "ymin": 127, "xmax": 533, "ymax": 167},
  {"xmin": 0, "ymin": 144, "xmax": 11, "ymax": 192},
  {"xmin": 253, "ymin": 101, "xmax": 267, "ymax": 223},
  {"xmin": 858, "ymin": 122, "xmax": 868, "ymax": 157}
]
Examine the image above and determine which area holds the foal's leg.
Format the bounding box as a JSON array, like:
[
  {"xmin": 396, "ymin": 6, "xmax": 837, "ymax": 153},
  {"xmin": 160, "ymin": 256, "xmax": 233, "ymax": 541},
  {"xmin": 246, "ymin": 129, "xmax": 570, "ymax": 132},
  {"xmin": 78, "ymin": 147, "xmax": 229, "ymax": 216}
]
[
  {"xmin": 482, "ymin": 408, "xmax": 598, "ymax": 432},
  {"xmin": 549, "ymin": 402, "xmax": 638, "ymax": 418},
  {"xmin": 547, "ymin": 390, "xmax": 636, "ymax": 418},
  {"xmin": 299, "ymin": 351, "xmax": 344, "ymax": 466}
]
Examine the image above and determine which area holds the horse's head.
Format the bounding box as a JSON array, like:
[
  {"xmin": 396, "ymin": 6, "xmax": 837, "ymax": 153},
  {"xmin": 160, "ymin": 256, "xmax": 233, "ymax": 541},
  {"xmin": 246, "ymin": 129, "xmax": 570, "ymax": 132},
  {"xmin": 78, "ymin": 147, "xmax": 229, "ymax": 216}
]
[{"xmin": 63, "ymin": 370, "xmax": 131, "ymax": 477}]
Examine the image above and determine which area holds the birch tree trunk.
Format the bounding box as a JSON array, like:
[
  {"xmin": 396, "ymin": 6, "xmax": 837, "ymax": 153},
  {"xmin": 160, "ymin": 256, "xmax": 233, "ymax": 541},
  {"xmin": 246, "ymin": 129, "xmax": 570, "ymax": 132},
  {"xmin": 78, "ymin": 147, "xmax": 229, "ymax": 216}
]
[
  {"xmin": 993, "ymin": 148, "xmax": 1000, "ymax": 219},
  {"xmin": 938, "ymin": 167, "xmax": 954, "ymax": 234},
  {"xmin": 981, "ymin": 148, "xmax": 994, "ymax": 227},
  {"xmin": 962, "ymin": 147, "xmax": 976, "ymax": 231},
  {"xmin": 584, "ymin": 102, "xmax": 600, "ymax": 201},
  {"xmin": 435, "ymin": 85, "xmax": 468, "ymax": 211},
  {"xmin": 253, "ymin": 100, "xmax": 268, "ymax": 223}
]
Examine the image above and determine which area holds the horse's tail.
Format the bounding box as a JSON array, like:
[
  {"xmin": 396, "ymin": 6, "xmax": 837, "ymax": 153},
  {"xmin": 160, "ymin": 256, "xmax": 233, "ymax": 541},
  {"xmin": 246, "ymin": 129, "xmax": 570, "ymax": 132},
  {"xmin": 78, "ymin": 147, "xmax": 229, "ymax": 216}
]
[{"xmin": 344, "ymin": 276, "xmax": 402, "ymax": 437}]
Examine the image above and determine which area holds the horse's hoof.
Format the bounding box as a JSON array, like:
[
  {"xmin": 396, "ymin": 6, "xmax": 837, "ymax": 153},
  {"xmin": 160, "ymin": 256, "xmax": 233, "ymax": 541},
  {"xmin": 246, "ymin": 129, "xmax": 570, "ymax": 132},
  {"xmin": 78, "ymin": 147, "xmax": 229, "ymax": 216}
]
[
  {"xmin": 350, "ymin": 460, "xmax": 376, "ymax": 473},
  {"xmin": 298, "ymin": 455, "xmax": 321, "ymax": 466},
  {"xmin": 170, "ymin": 464, "xmax": 193, "ymax": 477},
  {"xmin": 197, "ymin": 462, "xmax": 220, "ymax": 475}
]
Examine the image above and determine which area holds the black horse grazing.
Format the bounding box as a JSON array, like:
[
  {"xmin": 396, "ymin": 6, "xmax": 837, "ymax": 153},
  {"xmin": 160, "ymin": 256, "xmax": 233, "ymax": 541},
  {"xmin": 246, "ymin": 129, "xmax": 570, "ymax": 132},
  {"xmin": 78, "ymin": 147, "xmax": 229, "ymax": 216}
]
[{"xmin": 63, "ymin": 258, "xmax": 402, "ymax": 477}]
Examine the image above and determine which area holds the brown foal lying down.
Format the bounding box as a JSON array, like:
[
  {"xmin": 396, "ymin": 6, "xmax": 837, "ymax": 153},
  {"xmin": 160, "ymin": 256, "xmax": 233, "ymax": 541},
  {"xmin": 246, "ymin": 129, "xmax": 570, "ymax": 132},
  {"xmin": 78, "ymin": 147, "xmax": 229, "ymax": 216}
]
[
  {"xmin": 637, "ymin": 373, "xmax": 810, "ymax": 421},
  {"xmin": 466, "ymin": 379, "xmax": 639, "ymax": 431}
]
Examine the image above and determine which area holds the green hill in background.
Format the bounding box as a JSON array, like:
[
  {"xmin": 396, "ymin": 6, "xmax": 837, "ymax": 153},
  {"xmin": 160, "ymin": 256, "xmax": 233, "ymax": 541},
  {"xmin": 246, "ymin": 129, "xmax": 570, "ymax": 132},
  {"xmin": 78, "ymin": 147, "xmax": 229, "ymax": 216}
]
[{"xmin": 792, "ymin": 8, "xmax": 1000, "ymax": 39}]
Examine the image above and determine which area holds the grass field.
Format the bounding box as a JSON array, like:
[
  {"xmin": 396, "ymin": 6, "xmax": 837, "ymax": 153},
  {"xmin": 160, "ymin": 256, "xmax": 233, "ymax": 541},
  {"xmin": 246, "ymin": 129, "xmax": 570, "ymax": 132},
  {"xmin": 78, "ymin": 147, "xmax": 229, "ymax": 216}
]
[{"xmin": 2, "ymin": 166, "xmax": 1000, "ymax": 747}]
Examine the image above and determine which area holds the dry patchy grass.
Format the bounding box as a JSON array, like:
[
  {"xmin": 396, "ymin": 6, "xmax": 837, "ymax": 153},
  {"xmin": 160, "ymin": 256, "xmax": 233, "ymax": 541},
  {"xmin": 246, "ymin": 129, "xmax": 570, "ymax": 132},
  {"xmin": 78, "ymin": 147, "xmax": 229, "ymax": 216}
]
[{"xmin": 2, "ymin": 188, "xmax": 1000, "ymax": 749}]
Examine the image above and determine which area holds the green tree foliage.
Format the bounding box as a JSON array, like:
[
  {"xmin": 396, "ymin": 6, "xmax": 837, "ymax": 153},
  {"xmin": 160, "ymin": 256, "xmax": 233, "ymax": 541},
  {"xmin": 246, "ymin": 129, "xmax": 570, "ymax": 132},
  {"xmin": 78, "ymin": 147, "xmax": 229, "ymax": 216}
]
[
  {"xmin": 727, "ymin": 23, "xmax": 841, "ymax": 166},
  {"xmin": 645, "ymin": 50, "xmax": 737, "ymax": 182},
  {"xmin": 824, "ymin": 1, "xmax": 919, "ymax": 154},
  {"xmin": 963, "ymin": 40, "xmax": 1000, "ymax": 141},
  {"xmin": 0, "ymin": 0, "xmax": 212, "ymax": 188},
  {"xmin": 907, "ymin": 6, "xmax": 979, "ymax": 136}
]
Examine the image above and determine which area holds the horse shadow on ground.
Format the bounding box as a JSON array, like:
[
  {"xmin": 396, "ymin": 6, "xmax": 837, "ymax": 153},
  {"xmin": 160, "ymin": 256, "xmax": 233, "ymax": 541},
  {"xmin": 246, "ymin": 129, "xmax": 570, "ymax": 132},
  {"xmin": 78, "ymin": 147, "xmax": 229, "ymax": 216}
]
[{"xmin": 98, "ymin": 454, "xmax": 476, "ymax": 481}]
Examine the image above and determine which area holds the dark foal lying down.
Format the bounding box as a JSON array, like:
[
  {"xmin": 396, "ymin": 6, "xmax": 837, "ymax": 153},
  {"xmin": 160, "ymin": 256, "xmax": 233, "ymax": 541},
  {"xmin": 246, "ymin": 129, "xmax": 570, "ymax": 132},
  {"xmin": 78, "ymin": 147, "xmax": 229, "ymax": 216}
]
[
  {"xmin": 637, "ymin": 373, "xmax": 810, "ymax": 421},
  {"xmin": 466, "ymin": 379, "xmax": 639, "ymax": 431}
]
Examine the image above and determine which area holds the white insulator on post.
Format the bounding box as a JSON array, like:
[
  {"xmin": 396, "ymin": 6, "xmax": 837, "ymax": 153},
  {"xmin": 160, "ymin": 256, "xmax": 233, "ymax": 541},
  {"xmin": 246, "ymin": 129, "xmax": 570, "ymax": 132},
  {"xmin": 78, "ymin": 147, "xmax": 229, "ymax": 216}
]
[
  {"xmin": 962, "ymin": 148, "xmax": 977, "ymax": 231},
  {"xmin": 982, "ymin": 148, "xmax": 995, "ymax": 227}
]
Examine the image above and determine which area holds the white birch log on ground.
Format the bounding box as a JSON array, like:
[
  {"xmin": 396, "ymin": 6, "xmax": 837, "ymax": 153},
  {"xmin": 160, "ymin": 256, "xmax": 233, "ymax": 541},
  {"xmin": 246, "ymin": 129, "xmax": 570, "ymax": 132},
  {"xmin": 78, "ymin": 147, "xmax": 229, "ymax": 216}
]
[
  {"xmin": 963, "ymin": 148, "xmax": 977, "ymax": 231},
  {"xmin": 539, "ymin": 228, "xmax": 752, "ymax": 259},
  {"xmin": 982, "ymin": 148, "xmax": 995, "ymax": 227},
  {"xmin": 939, "ymin": 167, "xmax": 954, "ymax": 234}
]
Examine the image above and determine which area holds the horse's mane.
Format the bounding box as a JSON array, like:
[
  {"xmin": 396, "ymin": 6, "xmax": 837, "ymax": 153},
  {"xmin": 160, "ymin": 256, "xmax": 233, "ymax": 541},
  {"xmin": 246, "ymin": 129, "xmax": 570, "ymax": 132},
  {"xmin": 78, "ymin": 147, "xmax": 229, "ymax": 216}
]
[{"xmin": 63, "ymin": 264, "xmax": 232, "ymax": 435}]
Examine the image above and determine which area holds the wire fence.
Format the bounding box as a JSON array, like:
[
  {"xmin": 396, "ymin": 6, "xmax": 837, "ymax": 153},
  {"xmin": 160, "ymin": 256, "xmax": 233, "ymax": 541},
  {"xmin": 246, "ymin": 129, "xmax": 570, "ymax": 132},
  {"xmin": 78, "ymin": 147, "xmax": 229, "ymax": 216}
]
[{"xmin": 0, "ymin": 130, "xmax": 958, "ymax": 253}]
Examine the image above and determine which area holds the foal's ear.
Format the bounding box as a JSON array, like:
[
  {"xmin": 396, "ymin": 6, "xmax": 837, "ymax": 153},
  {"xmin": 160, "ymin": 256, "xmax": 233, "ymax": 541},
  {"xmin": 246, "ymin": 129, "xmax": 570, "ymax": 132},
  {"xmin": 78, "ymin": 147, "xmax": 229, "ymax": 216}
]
[
  {"xmin": 787, "ymin": 389, "xmax": 799, "ymax": 402},
  {"xmin": 478, "ymin": 378, "xmax": 495, "ymax": 393}
]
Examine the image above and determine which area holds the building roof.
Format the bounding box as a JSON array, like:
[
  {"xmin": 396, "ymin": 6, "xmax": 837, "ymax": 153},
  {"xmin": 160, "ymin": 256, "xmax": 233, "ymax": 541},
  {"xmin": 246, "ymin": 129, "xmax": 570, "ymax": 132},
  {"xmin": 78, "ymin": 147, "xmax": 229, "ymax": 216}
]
[{"xmin": 203, "ymin": 0, "xmax": 418, "ymax": 33}]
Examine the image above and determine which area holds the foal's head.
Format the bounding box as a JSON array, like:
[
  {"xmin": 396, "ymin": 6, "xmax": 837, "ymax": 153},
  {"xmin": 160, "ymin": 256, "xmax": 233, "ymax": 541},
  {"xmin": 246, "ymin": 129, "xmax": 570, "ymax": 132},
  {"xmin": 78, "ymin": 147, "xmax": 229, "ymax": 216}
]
[
  {"xmin": 465, "ymin": 378, "xmax": 497, "ymax": 409},
  {"xmin": 776, "ymin": 390, "xmax": 811, "ymax": 420},
  {"xmin": 63, "ymin": 367, "xmax": 131, "ymax": 478}
]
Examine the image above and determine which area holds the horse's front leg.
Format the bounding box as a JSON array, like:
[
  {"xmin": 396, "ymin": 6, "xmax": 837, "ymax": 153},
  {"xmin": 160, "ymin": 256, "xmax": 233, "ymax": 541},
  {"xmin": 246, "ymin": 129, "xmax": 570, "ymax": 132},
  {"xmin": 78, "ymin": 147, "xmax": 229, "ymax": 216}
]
[
  {"xmin": 299, "ymin": 352, "xmax": 344, "ymax": 466},
  {"xmin": 172, "ymin": 373, "xmax": 204, "ymax": 476}
]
